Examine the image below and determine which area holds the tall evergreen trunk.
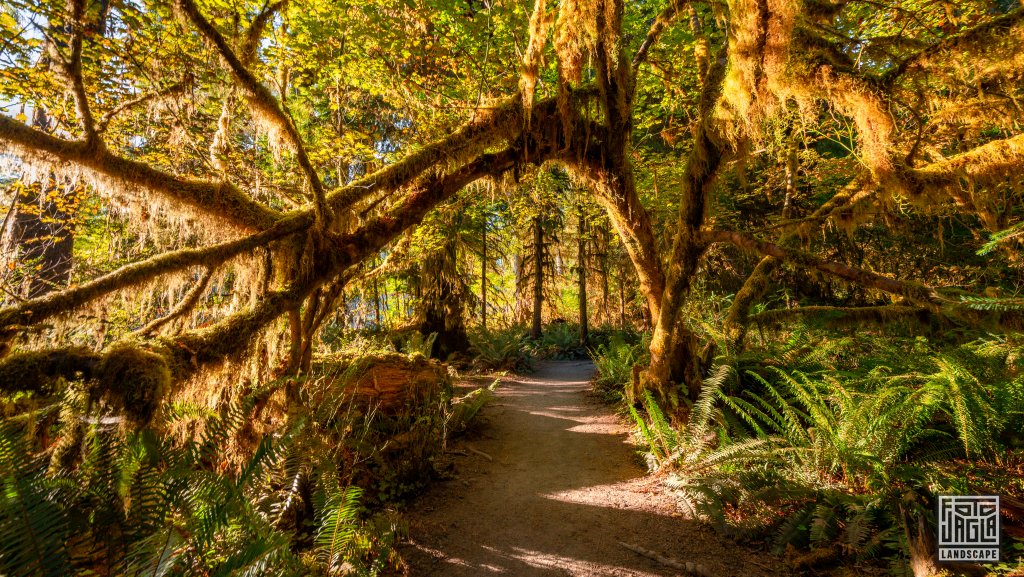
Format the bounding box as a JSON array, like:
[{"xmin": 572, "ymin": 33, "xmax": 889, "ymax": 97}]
[
  {"xmin": 417, "ymin": 237, "xmax": 470, "ymax": 359},
  {"xmin": 531, "ymin": 216, "xmax": 544, "ymax": 340},
  {"xmin": 577, "ymin": 211, "xmax": 588, "ymax": 346},
  {"xmin": 481, "ymin": 213, "xmax": 487, "ymax": 331},
  {"xmin": 3, "ymin": 181, "xmax": 75, "ymax": 299},
  {"xmin": 3, "ymin": 108, "xmax": 75, "ymax": 299},
  {"xmin": 598, "ymin": 227, "xmax": 610, "ymax": 325},
  {"xmin": 618, "ymin": 265, "xmax": 627, "ymax": 328}
]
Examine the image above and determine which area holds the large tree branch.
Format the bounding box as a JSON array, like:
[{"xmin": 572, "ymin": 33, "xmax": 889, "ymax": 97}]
[
  {"xmin": 0, "ymin": 217, "xmax": 304, "ymax": 332},
  {"xmin": 702, "ymin": 229, "xmax": 944, "ymax": 305},
  {"xmin": 162, "ymin": 147, "xmax": 527, "ymax": 379},
  {"xmin": 0, "ymin": 114, "xmax": 282, "ymax": 230},
  {"xmin": 750, "ymin": 304, "xmax": 930, "ymax": 326},
  {"xmin": 902, "ymin": 133, "xmax": 1024, "ymax": 195},
  {"xmin": 644, "ymin": 45, "xmax": 729, "ymax": 392}
]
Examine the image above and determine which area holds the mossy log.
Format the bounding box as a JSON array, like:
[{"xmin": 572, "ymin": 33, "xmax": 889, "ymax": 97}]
[{"xmin": 316, "ymin": 353, "xmax": 452, "ymax": 416}]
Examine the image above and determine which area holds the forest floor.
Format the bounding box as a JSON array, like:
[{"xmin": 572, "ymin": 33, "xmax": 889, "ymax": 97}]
[{"xmin": 394, "ymin": 360, "xmax": 792, "ymax": 577}]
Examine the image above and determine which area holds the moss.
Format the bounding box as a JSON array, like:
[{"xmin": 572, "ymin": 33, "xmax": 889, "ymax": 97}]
[
  {"xmin": 0, "ymin": 347, "xmax": 101, "ymax": 396},
  {"xmin": 96, "ymin": 344, "xmax": 172, "ymax": 428}
]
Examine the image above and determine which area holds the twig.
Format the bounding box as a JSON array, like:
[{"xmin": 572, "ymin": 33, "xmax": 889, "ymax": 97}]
[
  {"xmin": 466, "ymin": 446, "xmax": 493, "ymax": 461},
  {"xmin": 618, "ymin": 541, "xmax": 715, "ymax": 577}
]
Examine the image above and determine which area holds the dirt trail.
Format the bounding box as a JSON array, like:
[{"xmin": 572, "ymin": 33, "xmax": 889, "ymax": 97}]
[{"xmin": 397, "ymin": 360, "xmax": 789, "ymax": 577}]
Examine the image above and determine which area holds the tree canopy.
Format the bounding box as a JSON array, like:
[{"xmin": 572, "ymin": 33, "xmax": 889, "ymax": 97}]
[{"xmin": 0, "ymin": 0, "xmax": 1022, "ymax": 408}]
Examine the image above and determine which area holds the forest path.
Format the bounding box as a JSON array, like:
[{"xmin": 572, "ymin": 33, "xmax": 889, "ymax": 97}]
[{"xmin": 396, "ymin": 360, "xmax": 788, "ymax": 577}]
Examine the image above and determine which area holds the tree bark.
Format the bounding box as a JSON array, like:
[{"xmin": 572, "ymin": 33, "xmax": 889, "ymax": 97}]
[
  {"xmin": 4, "ymin": 180, "xmax": 75, "ymax": 299},
  {"xmin": 481, "ymin": 212, "xmax": 487, "ymax": 331},
  {"xmin": 531, "ymin": 216, "xmax": 544, "ymax": 340},
  {"xmin": 641, "ymin": 48, "xmax": 729, "ymax": 407},
  {"xmin": 577, "ymin": 210, "xmax": 588, "ymax": 345}
]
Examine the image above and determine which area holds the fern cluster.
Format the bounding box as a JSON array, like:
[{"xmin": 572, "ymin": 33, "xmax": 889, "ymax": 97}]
[
  {"xmin": 0, "ymin": 359, "xmax": 435, "ymax": 576},
  {"xmin": 628, "ymin": 335, "xmax": 1024, "ymax": 572},
  {"xmin": 591, "ymin": 332, "xmax": 651, "ymax": 401}
]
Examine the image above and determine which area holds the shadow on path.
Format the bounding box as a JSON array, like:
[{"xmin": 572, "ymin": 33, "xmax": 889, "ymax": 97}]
[{"xmin": 396, "ymin": 360, "xmax": 789, "ymax": 577}]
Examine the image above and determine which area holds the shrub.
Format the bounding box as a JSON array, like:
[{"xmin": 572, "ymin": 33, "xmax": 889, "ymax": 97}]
[{"xmin": 531, "ymin": 322, "xmax": 586, "ymax": 360}]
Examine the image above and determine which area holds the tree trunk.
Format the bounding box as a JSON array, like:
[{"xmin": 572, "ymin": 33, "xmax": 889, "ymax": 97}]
[
  {"xmin": 2, "ymin": 106, "xmax": 75, "ymax": 300},
  {"xmin": 417, "ymin": 237, "xmax": 470, "ymax": 359},
  {"xmin": 642, "ymin": 48, "xmax": 729, "ymax": 408},
  {"xmin": 900, "ymin": 504, "xmax": 941, "ymax": 577},
  {"xmin": 577, "ymin": 211, "xmax": 588, "ymax": 346},
  {"xmin": 481, "ymin": 212, "xmax": 487, "ymax": 331},
  {"xmin": 531, "ymin": 216, "xmax": 544, "ymax": 340},
  {"xmin": 618, "ymin": 265, "xmax": 627, "ymax": 328},
  {"xmin": 3, "ymin": 180, "xmax": 75, "ymax": 299}
]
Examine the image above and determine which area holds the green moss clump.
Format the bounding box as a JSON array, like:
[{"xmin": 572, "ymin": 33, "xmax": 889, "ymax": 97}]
[{"xmin": 96, "ymin": 345, "xmax": 172, "ymax": 428}]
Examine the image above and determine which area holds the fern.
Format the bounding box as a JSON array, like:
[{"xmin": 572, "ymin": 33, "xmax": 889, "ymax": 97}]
[
  {"xmin": 315, "ymin": 484, "xmax": 364, "ymax": 574},
  {"xmin": 0, "ymin": 423, "xmax": 73, "ymax": 577}
]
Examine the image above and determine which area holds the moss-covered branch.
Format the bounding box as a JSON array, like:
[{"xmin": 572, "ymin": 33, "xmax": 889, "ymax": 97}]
[
  {"xmin": 750, "ymin": 305, "xmax": 931, "ymax": 327},
  {"xmin": 0, "ymin": 218, "xmax": 304, "ymax": 331},
  {"xmin": 0, "ymin": 114, "xmax": 282, "ymax": 231},
  {"xmin": 878, "ymin": 8, "xmax": 1024, "ymax": 87},
  {"xmin": 177, "ymin": 0, "xmax": 332, "ymax": 223},
  {"xmin": 160, "ymin": 147, "xmax": 526, "ymax": 380},
  {"xmin": 703, "ymin": 229, "xmax": 945, "ymax": 305}
]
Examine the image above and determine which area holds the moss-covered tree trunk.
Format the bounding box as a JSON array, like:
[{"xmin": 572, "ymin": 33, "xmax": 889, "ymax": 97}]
[{"xmin": 416, "ymin": 237, "xmax": 470, "ymax": 360}]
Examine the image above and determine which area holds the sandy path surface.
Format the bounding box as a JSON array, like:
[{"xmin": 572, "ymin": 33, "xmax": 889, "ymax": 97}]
[{"xmin": 396, "ymin": 360, "xmax": 790, "ymax": 577}]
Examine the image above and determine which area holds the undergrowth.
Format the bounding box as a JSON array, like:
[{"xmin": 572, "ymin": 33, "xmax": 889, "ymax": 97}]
[{"xmin": 628, "ymin": 331, "xmax": 1024, "ymax": 574}]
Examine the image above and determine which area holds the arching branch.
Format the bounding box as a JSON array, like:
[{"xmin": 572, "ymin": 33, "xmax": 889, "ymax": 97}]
[{"xmin": 162, "ymin": 147, "xmax": 526, "ymax": 380}]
